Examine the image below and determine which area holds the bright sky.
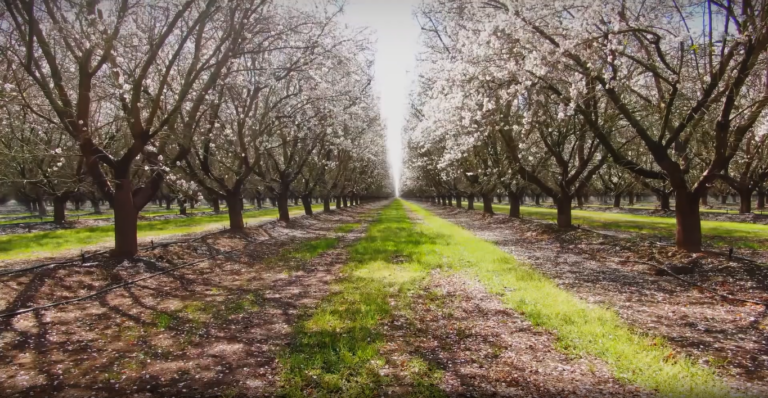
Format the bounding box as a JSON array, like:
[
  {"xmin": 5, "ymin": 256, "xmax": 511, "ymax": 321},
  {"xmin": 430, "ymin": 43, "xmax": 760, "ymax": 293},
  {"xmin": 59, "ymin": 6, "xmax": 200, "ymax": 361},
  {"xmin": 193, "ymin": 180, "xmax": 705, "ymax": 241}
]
[{"xmin": 338, "ymin": 0, "xmax": 421, "ymax": 196}]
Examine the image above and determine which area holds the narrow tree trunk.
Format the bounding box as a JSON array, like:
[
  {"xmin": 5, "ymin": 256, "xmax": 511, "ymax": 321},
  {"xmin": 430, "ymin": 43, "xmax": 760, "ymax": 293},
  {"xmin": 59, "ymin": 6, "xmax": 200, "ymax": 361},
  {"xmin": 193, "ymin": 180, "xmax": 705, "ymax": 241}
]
[
  {"xmin": 336, "ymin": 196, "xmax": 342, "ymax": 209},
  {"xmin": 659, "ymin": 194, "xmax": 671, "ymax": 211},
  {"xmin": 73, "ymin": 200, "xmax": 81, "ymax": 211},
  {"xmin": 455, "ymin": 195, "xmax": 462, "ymax": 209},
  {"xmin": 700, "ymin": 194, "xmax": 708, "ymax": 207},
  {"xmin": 628, "ymin": 191, "xmax": 635, "ymax": 206},
  {"xmin": 576, "ymin": 195, "xmax": 584, "ymax": 207},
  {"xmin": 496, "ymin": 194, "xmax": 503, "ymax": 203},
  {"xmin": 323, "ymin": 196, "xmax": 332, "ymax": 212},
  {"xmin": 674, "ymin": 191, "xmax": 702, "ymax": 252},
  {"xmin": 212, "ymin": 199, "xmax": 220, "ymax": 213},
  {"xmin": 189, "ymin": 200, "xmax": 195, "ymax": 209},
  {"xmin": 301, "ymin": 195, "xmax": 313, "ymax": 216},
  {"xmin": 53, "ymin": 197, "xmax": 67, "ymax": 224},
  {"xmin": 165, "ymin": 199, "xmax": 172, "ymax": 210},
  {"xmin": 37, "ymin": 196, "xmax": 47, "ymax": 216},
  {"xmin": 226, "ymin": 193, "xmax": 244, "ymax": 230},
  {"xmin": 738, "ymin": 190, "xmax": 753, "ymax": 214},
  {"xmin": 278, "ymin": 189, "xmax": 291, "ymax": 222},
  {"xmin": 482, "ymin": 194, "xmax": 494, "ymax": 215},
  {"xmin": 113, "ymin": 179, "xmax": 138, "ymax": 258},
  {"xmin": 467, "ymin": 194, "xmax": 475, "ymax": 210},
  {"xmin": 613, "ymin": 194, "xmax": 621, "ymax": 208},
  {"xmin": 508, "ymin": 191, "xmax": 520, "ymax": 218},
  {"xmin": 178, "ymin": 199, "xmax": 187, "ymax": 216},
  {"xmin": 758, "ymin": 191, "xmax": 766, "ymax": 210},
  {"xmin": 534, "ymin": 194, "xmax": 541, "ymax": 206},
  {"xmin": 556, "ymin": 195, "xmax": 572, "ymax": 229},
  {"xmin": 447, "ymin": 196, "xmax": 453, "ymax": 206},
  {"xmin": 91, "ymin": 199, "xmax": 102, "ymax": 214},
  {"xmin": 269, "ymin": 197, "xmax": 277, "ymax": 207},
  {"xmin": 342, "ymin": 196, "xmax": 348, "ymax": 208},
  {"xmin": 720, "ymin": 195, "xmax": 727, "ymax": 205}
]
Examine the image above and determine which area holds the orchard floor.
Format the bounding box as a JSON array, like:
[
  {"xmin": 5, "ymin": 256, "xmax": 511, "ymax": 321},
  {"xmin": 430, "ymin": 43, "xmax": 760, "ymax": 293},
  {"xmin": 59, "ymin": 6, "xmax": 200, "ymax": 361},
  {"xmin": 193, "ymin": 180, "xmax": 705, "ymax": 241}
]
[
  {"xmin": 423, "ymin": 202, "xmax": 768, "ymax": 395},
  {"xmin": 0, "ymin": 200, "xmax": 764, "ymax": 397}
]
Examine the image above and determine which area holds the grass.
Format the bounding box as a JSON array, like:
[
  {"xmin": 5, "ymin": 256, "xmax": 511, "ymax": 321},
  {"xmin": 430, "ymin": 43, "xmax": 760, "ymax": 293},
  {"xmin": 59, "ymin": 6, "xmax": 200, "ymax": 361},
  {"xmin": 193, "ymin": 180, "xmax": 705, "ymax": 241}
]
[
  {"xmin": 489, "ymin": 204, "xmax": 768, "ymax": 250},
  {"xmin": 0, "ymin": 204, "xmax": 324, "ymax": 260},
  {"xmin": 334, "ymin": 223, "xmax": 360, "ymax": 234},
  {"xmin": 403, "ymin": 200, "xmax": 733, "ymax": 397},
  {"xmin": 278, "ymin": 201, "xmax": 443, "ymax": 397}
]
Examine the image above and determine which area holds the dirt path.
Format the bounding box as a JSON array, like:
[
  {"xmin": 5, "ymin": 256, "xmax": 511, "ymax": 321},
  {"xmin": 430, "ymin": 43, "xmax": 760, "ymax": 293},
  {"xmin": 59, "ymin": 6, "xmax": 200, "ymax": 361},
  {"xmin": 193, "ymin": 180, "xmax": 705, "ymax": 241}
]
[
  {"xmin": 0, "ymin": 203, "xmax": 383, "ymax": 397},
  {"xmin": 421, "ymin": 203, "xmax": 768, "ymax": 396},
  {"xmin": 375, "ymin": 208, "xmax": 652, "ymax": 397}
]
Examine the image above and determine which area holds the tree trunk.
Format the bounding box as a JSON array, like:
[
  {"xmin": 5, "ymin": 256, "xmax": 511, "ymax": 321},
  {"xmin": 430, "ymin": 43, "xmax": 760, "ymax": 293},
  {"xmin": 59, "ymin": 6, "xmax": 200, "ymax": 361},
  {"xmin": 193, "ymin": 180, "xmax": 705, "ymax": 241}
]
[
  {"xmin": 189, "ymin": 200, "xmax": 195, "ymax": 209},
  {"xmin": 269, "ymin": 197, "xmax": 277, "ymax": 207},
  {"xmin": 73, "ymin": 200, "xmax": 81, "ymax": 211},
  {"xmin": 37, "ymin": 196, "xmax": 47, "ymax": 216},
  {"xmin": 278, "ymin": 188, "xmax": 291, "ymax": 222},
  {"xmin": 178, "ymin": 199, "xmax": 187, "ymax": 216},
  {"xmin": 613, "ymin": 194, "xmax": 621, "ymax": 208},
  {"xmin": 738, "ymin": 190, "xmax": 753, "ymax": 214},
  {"xmin": 700, "ymin": 194, "xmax": 708, "ymax": 207},
  {"xmin": 534, "ymin": 194, "xmax": 541, "ymax": 206},
  {"xmin": 212, "ymin": 199, "xmax": 220, "ymax": 213},
  {"xmin": 447, "ymin": 196, "xmax": 453, "ymax": 206},
  {"xmin": 556, "ymin": 196, "xmax": 572, "ymax": 229},
  {"xmin": 53, "ymin": 197, "xmax": 67, "ymax": 224},
  {"xmin": 323, "ymin": 196, "xmax": 332, "ymax": 213},
  {"xmin": 256, "ymin": 197, "xmax": 263, "ymax": 209},
  {"xmin": 720, "ymin": 195, "xmax": 727, "ymax": 205},
  {"xmin": 455, "ymin": 195, "xmax": 462, "ymax": 209},
  {"xmin": 165, "ymin": 198, "xmax": 172, "ymax": 210},
  {"xmin": 90, "ymin": 199, "xmax": 102, "ymax": 214},
  {"xmin": 496, "ymin": 194, "xmax": 503, "ymax": 204},
  {"xmin": 225, "ymin": 194, "xmax": 244, "ymax": 230},
  {"xmin": 335, "ymin": 196, "xmax": 341, "ymax": 209},
  {"xmin": 659, "ymin": 194, "xmax": 671, "ymax": 211},
  {"xmin": 482, "ymin": 194, "xmax": 494, "ymax": 215},
  {"xmin": 113, "ymin": 179, "xmax": 138, "ymax": 258},
  {"xmin": 628, "ymin": 191, "xmax": 635, "ymax": 206},
  {"xmin": 342, "ymin": 196, "xmax": 348, "ymax": 208},
  {"xmin": 758, "ymin": 191, "xmax": 766, "ymax": 210},
  {"xmin": 576, "ymin": 195, "xmax": 584, "ymax": 207},
  {"xmin": 301, "ymin": 194, "xmax": 313, "ymax": 216},
  {"xmin": 674, "ymin": 191, "xmax": 702, "ymax": 252},
  {"xmin": 508, "ymin": 191, "xmax": 520, "ymax": 218},
  {"xmin": 467, "ymin": 194, "xmax": 475, "ymax": 210}
]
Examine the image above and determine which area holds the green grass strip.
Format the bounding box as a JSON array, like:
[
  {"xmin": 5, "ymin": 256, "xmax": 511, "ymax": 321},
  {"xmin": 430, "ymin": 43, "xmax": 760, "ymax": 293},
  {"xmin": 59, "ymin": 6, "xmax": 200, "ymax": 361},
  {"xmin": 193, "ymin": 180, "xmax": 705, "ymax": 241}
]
[
  {"xmin": 405, "ymin": 200, "xmax": 732, "ymax": 397},
  {"xmin": 488, "ymin": 204, "xmax": 768, "ymax": 250},
  {"xmin": 279, "ymin": 201, "xmax": 445, "ymax": 397},
  {"xmin": 0, "ymin": 204, "xmax": 324, "ymax": 260}
]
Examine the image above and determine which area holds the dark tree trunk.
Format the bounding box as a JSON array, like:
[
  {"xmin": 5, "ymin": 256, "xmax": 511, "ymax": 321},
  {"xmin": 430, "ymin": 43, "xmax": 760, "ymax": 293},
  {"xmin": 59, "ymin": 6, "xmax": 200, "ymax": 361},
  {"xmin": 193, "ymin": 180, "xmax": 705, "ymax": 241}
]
[
  {"xmin": 556, "ymin": 196, "xmax": 572, "ymax": 229},
  {"xmin": 225, "ymin": 194, "xmax": 244, "ymax": 230},
  {"xmin": 576, "ymin": 195, "xmax": 584, "ymax": 207},
  {"xmin": 178, "ymin": 199, "xmax": 187, "ymax": 216},
  {"xmin": 189, "ymin": 200, "xmax": 196, "ymax": 209},
  {"xmin": 700, "ymin": 194, "xmax": 708, "ymax": 207},
  {"xmin": 496, "ymin": 194, "xmax": 502, "ymax": 203},
  {"xmin": 256, "ymin": 197, "xmax": 263, "ymax": 209},
  {"xmin": 323, "ymin": 196, "xmax": 332, "ymax": 213},
  {"xmin": 738, "ymin": 190, "xmax": 753, "ymax": 214},
  {"xmin": 508, "ymin": 191, "xmax": 520, "ymax": 218},
  {"xmin": 534, "ymin": 194, "xmax": 541, "ymax": 206},
  {"xmin": 91, "ymin": 199, "xmax": 102, "ymax": 214},
  {"xmin": 659, "ymin": 194, "xmax": 671, "ymax": 211},
  {"xmin": 628, "ymin": 191, "xmax": 635, "ymax": 206},
  {"xmin": 53, "ymin": 197, "xmax": 67, "ymax": 224},
  {"xmin": 37, "ymin": 196, "xmax": 47, "ymax": 216},
  {"xmin": 269, "ymin": 197, "xmax": 277, "ymax": 207},
  {"xmin": 482, "ymin": 194, "xmax": 494, "ymax": 215},
  {"xmin": 467, "ymin": 194, "xmax": 475, "ymax": 210},
  {"xmin": 113, "ymin": 179, "xmax": 138, "ymax": 258},
  {"xmin": 447, "ymin": 196, "xmax": 453, "ymax": 206},
  {"xmin": 301, "ymin": 194, "xmax": 313, "ymax": 216},
  {"xmin": 674, "ymin": 191, "xmax": 702, "ymax": 252},
  {"xmin": 73, "ymin": 200, "xmax": 81, "ymax": 211},
  {"xmin": 342, "ymin": 196, "xmax": 348, "ymax": 208},
  {"xmin": 278, "ymin": 189, "xmax": 291, "ymax": 222},
  {"xmin": 720, "ymin": 195, "xmax": 727, "ymax": 205},
  {"xmin": 455, "ymin": 195, "xmax": 462, "ymax": 209},
  {"xmin": 336, "ymin": 196, "xmax": 341, "ymax": 209},
  {"xmin": 613, "ymin": 194, "xmax": 621, "ymax": 208},
  {"xmin": 758, "ymin": 191, "xmax": 766, "ymax": 210},
  {"xmin": 165, "ymin": 198, "xmax": 172, "ymax": 210},
  {"xmin": 212, "ymin": 199, "xmax": 220, "ymax": 213}
]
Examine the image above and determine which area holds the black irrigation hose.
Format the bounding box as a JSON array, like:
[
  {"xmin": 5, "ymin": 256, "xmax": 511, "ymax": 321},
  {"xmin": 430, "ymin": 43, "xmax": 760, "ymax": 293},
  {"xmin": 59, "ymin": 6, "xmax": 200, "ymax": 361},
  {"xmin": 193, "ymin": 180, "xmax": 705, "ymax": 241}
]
[{"xmin": 0, "ymin": 249, "xmax": 240, "ymax": 319}]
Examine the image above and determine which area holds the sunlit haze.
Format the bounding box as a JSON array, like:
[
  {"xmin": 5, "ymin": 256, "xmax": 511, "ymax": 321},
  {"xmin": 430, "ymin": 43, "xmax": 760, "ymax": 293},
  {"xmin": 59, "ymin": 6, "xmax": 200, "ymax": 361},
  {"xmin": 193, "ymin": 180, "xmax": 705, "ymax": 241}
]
[{"xmin": 339, "ymin": 0, "xmax": 421, "ymax": 196}]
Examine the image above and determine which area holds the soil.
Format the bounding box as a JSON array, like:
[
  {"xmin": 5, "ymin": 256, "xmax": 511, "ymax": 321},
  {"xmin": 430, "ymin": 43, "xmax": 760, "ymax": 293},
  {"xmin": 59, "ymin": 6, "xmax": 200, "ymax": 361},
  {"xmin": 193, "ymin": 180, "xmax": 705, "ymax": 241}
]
[
  {"xmin": 0, "ymin": 204, "xmax": 382, "ymax": 397},
  {"xmin": 422, "ymin": 203, "xmax": 768, "ymax": 396}
]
